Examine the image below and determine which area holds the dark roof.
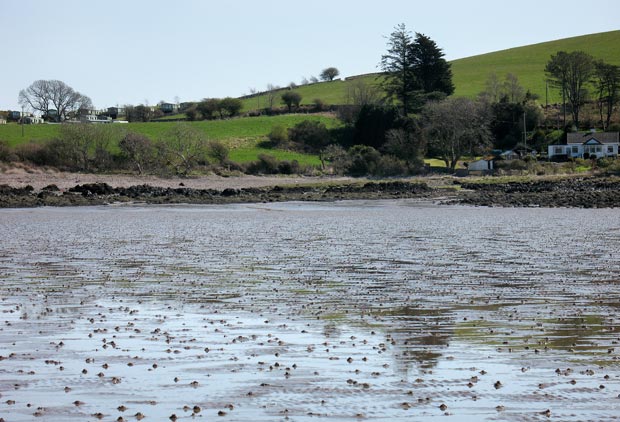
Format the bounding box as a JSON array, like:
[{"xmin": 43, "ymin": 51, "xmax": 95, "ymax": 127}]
[{"xmin": 567, "ymin": 132, "xmax": 619, "ymax": 144}]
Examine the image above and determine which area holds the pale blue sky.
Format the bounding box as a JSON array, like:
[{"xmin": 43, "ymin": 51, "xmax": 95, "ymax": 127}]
[{"xmin": 1, "ymin": 0, "xmax": 618, "ymax": 111}]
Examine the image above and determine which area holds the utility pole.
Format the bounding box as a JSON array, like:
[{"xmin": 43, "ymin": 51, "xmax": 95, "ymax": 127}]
[
  {"xmin": 21, "ymin": 105, "xmax": 24, "ymax": 137},
  {"xmin": 523, "ymin": 112, "xmax": 527, "ymax": 149}
]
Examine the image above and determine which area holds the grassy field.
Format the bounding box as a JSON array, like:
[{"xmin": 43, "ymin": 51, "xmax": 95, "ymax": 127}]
[
  {"xmin": 0, "ymin": 114, "xmax": 341, "ymax": 165},
  {"xmin": 240, "ymin": 75, "xmax": 381, "ymax": 113},
  {"xmin": 239, "ymin": 31, "xmax": 620, "ymax": 112},
  {"xmin": 451, "ymin": 30, "xmax": 620, "ymax": 102}
]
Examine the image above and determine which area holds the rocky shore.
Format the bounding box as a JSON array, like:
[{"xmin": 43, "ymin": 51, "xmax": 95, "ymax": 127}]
[
  {"xmin": 1, "ymin": 175, "xmax": 619, "ymax": 208},
  {"xmin": 0, "ymin": 180, "xmax": 434, "ymax": 208},
  {"xmin": 454, "ymin": 177, "xmax": 620, "ymax": 208}
]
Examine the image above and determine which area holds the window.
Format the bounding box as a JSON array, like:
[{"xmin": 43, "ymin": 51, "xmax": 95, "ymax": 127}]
[
  {"xmin": 608, "ymin": 146, "xmax": 614, "ymax": 153},
  {"xmin": 572, "ymin": 146, "xmax": 578, "ymax": 154},
  {"xmin": 554, "ymin": 147, "xmax": 563, "ymax": 154}
]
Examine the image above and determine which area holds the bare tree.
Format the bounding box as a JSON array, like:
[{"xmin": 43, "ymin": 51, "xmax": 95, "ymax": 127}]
[
  {"xmin": 503, "ymin": 73, "xmax": 526, "ymax": 103},
  {"xmin": 266, "ymin": 84, "xmax": 280, "ymax": 110},
  {"xmin": 424, "ymin": 98, "xmax": 492, "ymax": 170},
  {"xmin": 19, "ymin": 80, "xmax": 92, "ymax": 121},
  {"xmin": 545, "ymin": 51, "xmax": 595, "ymax": 128},
  {"xmin": 346, "ymin": 80, "xmax": 383, "ymax": 107},
  {"xmin": 593, "ymin": 60, "xmax": 620, "ymax": 130},
  {"xmin": 157, "ymin": 123, "xmax": 208, "ymax": 176}
]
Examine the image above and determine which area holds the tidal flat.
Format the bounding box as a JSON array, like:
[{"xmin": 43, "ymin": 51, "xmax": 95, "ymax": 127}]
[{"xmin": 0, "ymin": 201, "xmax": 619, "ymax": 421}]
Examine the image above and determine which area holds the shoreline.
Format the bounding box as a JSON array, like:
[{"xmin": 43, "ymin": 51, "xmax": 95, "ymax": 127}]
[
  {"xmin": 1, "ymin": 167, "xmax": 620, "ymax": 208},
  {"xmin": 0, "ymin": 175, "xmax": 620, "ymax": 208}
]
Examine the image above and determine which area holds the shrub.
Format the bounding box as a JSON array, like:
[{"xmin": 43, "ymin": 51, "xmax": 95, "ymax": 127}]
[
  {"xmin": 268, "ymin": 125, "xmax": 288, "ymax": 147},
  {"xmin": 0, "ymin": 140, "xmax": 15, "ymax": 162},
  {"xmin": 288, "ymin": 120, "xmax": 330, "ymax": 152},
  {"xmin": 376, "ymin": 155, "xmax": 409, "ymax": 176},
  {"xmin": 207, "ymin": 140, "xmax": 230, "ymax": 164},
  {"xmin": 346, "ymin": 145, "xmax": 381, "ymax": 176},
  {"xmin": 312, "ymin": 98, "xmax": 326, "ymax": 112},
  {"xmin": 119, "ymin": 132, "xmax": 155, "ymax": 174},
  {"xmin": 281, "ymin": 91, "xmax": 302, "ymax": 112},
  {"xmin": 245, "ymin": 154, "xmax": 279, "ymax": 174},
  {"xmin": 13, "ymin": 142, "xmax": 51, "ymax": 166},
  {"xmin": 277, "ymin": 159, "xmax": 301, "ymax": 175}
]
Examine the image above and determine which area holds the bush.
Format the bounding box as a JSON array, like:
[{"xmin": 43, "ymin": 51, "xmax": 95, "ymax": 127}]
[
  {"xmin": 207, "ymin": 140, "xmax": 230, "ymax": 164},
  {"xmin": 119, "ymin": 132, "xmax": 155, "ymax": 174},
  {"xmin": 312, "ymin": 98, "xmax": 326, "ymax": 112},
  {"xmin": 245, "ymin": 154, "xmax": 279, "ymax": 174},
  {"xmin": 13, "ymin": 142, "xmax": 51, "ymax": 166},
  {"xmin": 346, "ymin": 145, "xmax": 381, "ymax": 176},
  {"xmin": 268, "ymin": 125, "xmax": 288, "ymax": 147},
  {"xmin": 375, "ymin": 155, "xmax": 409, "ymax": 176},
  {"xmin": 288, "ymin": 120, "xmax": 330, "ymax": 152},
  {"xmin": 277, "ymin": 160, "xmax": 301, "ymax": 174},
  {"xmin": 281, "ymin": 91, "xmax": 302, "ymax": 112},
  {"xmin": 0, "ymin": 140, "xmax": 16, "ymax": 162}
]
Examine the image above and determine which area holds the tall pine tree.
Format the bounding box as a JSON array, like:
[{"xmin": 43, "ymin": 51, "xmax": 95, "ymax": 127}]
[
  {"xmin": 380, "ymin": 24, "xmax": 454, "ymax": 114},
  {"xmin": 410, "ymin": 33, "xmax": 454, "ymax": 96},
  {"xmin": 379, "ymin": 24, "xmax": 417, "ymax": 115}
]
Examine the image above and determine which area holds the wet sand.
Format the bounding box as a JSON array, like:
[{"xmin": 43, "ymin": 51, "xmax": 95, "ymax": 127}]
[{"xmin": 1, "ymin": 203, "xmax": 619, "ymax": 421}]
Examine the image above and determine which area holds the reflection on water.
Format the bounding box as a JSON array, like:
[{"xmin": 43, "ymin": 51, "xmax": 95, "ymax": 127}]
[{"xmin": 0, "ymin": 201, "xmax": 619, "ymax": 421}]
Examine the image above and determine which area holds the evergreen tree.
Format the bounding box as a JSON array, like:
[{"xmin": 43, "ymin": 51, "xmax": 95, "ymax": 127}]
[
  {"xmin": 379, "ymin": 23, "xmax": 416, "ymax": 114},
  {"xmin": 379, "ymin": 25, "xmax": 454, "ymax": 114},
  {"xmin": 409, "ymin": 33, "xmax": 454, "ymax": 96}
]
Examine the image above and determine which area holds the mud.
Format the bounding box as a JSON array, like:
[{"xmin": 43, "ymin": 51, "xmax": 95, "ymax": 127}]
[{"xmin": 1, "ymin": 202, "xmax": 619, "ymax": 421}]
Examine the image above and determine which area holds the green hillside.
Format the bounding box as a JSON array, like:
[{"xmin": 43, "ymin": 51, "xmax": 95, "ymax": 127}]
[
  {"xmin": 241, "ymin": 31, "xmax": 620, "ymax": 111},
  {"xmin": 451, "ymin": 30, "xmax": 620, "ymax": 102},
  {"xmin": 0, "ymin": 114, "xmax": 341, "ymax": 166}
]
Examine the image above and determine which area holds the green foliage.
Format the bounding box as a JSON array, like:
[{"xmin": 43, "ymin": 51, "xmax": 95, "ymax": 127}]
[
  {"xmin": 409, "ymin": 32, "xmax": 454, "ymax": 96},
  {"xmin": 347, "ymin": 145, "xmax": 382, "ymax": 176},
  {"xmin": 352, "ymin": 105, "xmax": 402, "ymax": 149},
  {"xmin": 281, "ymin": 91, "xmax": 302, "ymax": 112},
  {"xmin": 207, "ymin": 140, "xmax": 230, "ymax": 164},
  {"xmin": 320, "ymin": 67, "xmax": 340, "ymax": 82},
  {"xmin": 220, "ymin": 97, "xmax": 243, "ymax": 117},
  {"xmin": 288, "ymin": 120, "xmax": 330, "ymax": 152},
  {"xmin": 268, "ymin": 124, "xmax": 288, "ymax": 146}
]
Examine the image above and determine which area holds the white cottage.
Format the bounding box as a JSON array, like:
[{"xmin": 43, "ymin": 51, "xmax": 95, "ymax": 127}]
[{"xmin": 548, "ymin": 131, "xmax": 619, "ymax": 159}]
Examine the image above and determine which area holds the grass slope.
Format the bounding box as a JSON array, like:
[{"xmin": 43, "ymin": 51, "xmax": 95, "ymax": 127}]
[
  {"xmin": 241, "ymin": 31, "xmax": 620, "ymax": 111},
  {"xmin": 0, "ymin": 114, "xmax": 341, "ymax": 166},
  {"xmin": 451, "ymin": 30, "xmax": 620, "ymax": 102}
]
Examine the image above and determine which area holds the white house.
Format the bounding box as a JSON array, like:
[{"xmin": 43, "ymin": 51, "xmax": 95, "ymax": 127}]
[
  {"xmin": 548, "ymin": 131, "xmax": 619, "ymax": 159},
  {"xmin": 467, "ymin": 158, "xmax": 494, "ymax": 174}
]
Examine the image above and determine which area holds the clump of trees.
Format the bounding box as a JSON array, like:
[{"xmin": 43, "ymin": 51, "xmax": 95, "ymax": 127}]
[
  {"xmin": 545, "ymin": 51, "xmax": 620, "ymax": 129},
  {"xmin": 379, "ymin": 23, "xmax": 454, "ymax": 114}
]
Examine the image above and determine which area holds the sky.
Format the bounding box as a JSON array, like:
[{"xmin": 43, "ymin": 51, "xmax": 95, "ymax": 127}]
[{"xmin": 1, "ymin": 0, "xmax": 618, "ymax": 111}]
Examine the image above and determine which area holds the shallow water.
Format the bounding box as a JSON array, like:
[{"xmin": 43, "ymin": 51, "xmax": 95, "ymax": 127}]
[{"xmin": 0, "ymin": 201, "xmax": 619, "ymax": 421}]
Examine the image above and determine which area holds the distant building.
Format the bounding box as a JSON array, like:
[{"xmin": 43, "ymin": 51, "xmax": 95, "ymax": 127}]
[
  {"xmin": 8, "ymin": 110, "xmax": 22, "ymax": 120},
  {"xmin": 106, "ymin": 107, "xmax": 125, "ymax": 119},
  {"xmin": 79, "ymin": 114, "xmax": 112, "ymax": 124},
  {"xmin": 0, "ymin": 118, "xmax": 6, "ymax": 125},
  {"xmin": 159, "ymin": 102, "xmax": 179, "ymax": 114},
  {"xmin": 548, "ymin": 131, "xmax": 619, "ymax": 159},
  {"xmin": 23, "ymin": 116, "xmax": 44, "ymax": 124}
]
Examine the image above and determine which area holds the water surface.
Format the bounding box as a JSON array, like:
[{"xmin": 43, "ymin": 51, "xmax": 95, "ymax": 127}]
[{"xmin": 0, "ymin": 201, "xmax": 619, "ymax": 421}]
